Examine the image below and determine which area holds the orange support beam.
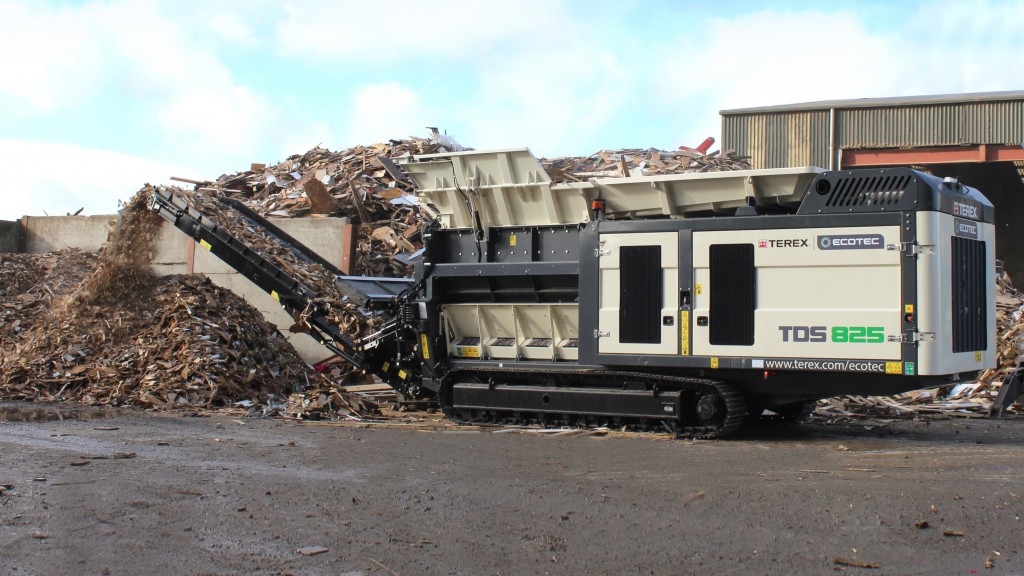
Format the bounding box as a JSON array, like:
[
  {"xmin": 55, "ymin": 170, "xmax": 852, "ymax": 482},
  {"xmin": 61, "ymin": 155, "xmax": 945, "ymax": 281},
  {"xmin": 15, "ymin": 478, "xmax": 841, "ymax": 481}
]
[{"xmin": 843, "ymin": 145, "xmax": 1024, "ymax": 167}]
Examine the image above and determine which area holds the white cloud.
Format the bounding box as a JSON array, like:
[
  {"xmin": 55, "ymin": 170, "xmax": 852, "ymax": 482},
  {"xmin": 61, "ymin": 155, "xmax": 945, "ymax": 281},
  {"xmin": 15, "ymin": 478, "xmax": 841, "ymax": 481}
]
[
  {"xmin": 652, "ymin": 4, "xmax": 1024, "ymax": 149},
  {"xmin": 206, "ymin": 10, "xmax": 259, "ymax": 46},
  {"xmin": 158, "ymin": 85, "xmax": 275, "ymax": 158},
  {"xmin": 0, "ymin": 0, "xmax": 277, "ymax": 166},
  {"xmin": 275, "ymin": 0, "xmax": 565, "ymax": 61},
  {"xmin": 344, "ymin": 82, "xmax": 434, "ymax": 145},
  {"xmin": 271, "ymin": 0, "xmax": 638, "ymax": 156},
  {"xmin": 460, "ymin": 43, "xmax": 634, "ymax": 157},
  {"xmin": 899, "ymin": 0, "xmax": 1024, "ymax": 92},
  {"xmin": 0, "ymin": 1, "xmax": 104, "ymax": 113},
  {"xmin": 0, "ymin": 140, "xmax": 183, "ymax": 220}
]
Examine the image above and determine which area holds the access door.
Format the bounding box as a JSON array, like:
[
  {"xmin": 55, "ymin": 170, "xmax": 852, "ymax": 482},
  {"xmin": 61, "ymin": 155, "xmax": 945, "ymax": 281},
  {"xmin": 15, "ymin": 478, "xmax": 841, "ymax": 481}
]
[{"xmin": 598, "ymin": 232, "xmax": 679, "ymax": 355}]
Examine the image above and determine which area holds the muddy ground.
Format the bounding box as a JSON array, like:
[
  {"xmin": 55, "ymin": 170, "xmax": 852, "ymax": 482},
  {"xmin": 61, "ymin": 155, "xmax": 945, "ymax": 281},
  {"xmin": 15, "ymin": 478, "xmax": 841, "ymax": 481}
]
[{"xmin": 2, "ymin": 406, "xmax": 1024, "ymax": 575}]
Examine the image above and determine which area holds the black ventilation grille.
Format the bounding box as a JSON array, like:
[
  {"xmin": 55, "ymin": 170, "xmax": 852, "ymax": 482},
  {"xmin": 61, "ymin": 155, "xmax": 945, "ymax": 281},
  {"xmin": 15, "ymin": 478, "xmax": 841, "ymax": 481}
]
[
  {"xmin": 951, "ymin": 237, "xmax": 987, "ymax": 353},
  {"xmin": 709, "ymin": 244, "xmax": 756, "ymax": 346},
  {"xmin": 620, "ymin": 245, "xmax": 662, "ymax": 344},
  {"xmin": 825, "ymin": 174, "xmax": 912, "ymax": 208}
]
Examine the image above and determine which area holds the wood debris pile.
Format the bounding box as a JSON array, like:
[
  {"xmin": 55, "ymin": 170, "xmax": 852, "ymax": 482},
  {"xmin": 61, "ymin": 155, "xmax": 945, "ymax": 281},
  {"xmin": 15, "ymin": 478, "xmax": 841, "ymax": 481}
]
[
  {"xmin": 188, "ymin": 130, "xmax": 459, "ymax": 278},
  {"xmin": 0, "ymin": 189, "xmax": 377, "ymax": 418},
  {"xmin": 540, "ymin": 147, "xmax": 752, "ymax": 183},
  {"xmin": 1, "ymin": 249, "xmax": 98, "ymax": 343},
  {"xmin": 815, "ymin": 271, "xmax": 1024, "ymax": 420},
  {"xmin": 158, "ymin": 185, "xmax": 391, "ymax": 345}
]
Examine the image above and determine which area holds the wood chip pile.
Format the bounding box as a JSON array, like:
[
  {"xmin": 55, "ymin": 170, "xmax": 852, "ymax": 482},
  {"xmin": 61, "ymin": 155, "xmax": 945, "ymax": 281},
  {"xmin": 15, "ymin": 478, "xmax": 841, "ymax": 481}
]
[
  {"xmin": 1, "ymin": 249, "xmax": 98, "ymax": 344},
  {"xmin": 0, "ymin": 190, "xmax": 377, "ymax": 419}
]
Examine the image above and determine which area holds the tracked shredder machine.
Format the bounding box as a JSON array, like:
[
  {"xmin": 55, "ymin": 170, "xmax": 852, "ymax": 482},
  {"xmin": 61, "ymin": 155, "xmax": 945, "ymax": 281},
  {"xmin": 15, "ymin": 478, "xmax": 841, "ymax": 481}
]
[{"xmin": 151, "ymin": 148, "xmax": 996, "ymax": 437}]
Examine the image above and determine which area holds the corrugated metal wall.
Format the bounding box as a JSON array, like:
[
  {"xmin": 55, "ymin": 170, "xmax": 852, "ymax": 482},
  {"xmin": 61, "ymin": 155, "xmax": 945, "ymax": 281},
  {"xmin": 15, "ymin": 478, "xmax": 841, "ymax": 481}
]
[
  {"xmin": 838, "ymin": 102, "xmax": 1023, "ymax": 148},
  {"xmin": 723, "ymin": 111, "xmax": 830, "ymax": 169},
  {"xmin": 722, "ymin": 100, "xmax": 1024, "ymax": 169}
]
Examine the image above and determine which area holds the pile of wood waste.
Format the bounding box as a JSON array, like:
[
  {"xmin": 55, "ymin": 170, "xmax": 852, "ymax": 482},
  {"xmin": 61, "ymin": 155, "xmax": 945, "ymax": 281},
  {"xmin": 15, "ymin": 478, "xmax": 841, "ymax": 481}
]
[
  {"xmin": 815, "ymin": 272, "xmax": 1024, "ymax": 420},
  {"xmin": 0, "ymin": 190, "xmax": 376, "ymax": 419},
  {"xmin": 540, "ymin": 147, "xmax": 752, "ymax": 182},
  {"xmin": 174, "ymin": 129, "xmax": 459, "ymax": 278}
]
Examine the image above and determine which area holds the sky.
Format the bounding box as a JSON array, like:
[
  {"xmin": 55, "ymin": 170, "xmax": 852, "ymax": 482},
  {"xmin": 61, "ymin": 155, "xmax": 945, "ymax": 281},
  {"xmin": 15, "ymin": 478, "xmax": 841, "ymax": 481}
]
[{"xmin": 1, "ymin": 0, "xmax": 1022, "ymax": 220}]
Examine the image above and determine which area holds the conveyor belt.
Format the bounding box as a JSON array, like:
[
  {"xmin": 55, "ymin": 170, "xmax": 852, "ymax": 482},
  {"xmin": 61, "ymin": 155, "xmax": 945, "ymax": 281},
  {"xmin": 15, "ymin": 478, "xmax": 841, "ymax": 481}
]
[{"xmin": 148, "ymin": 187, "xmax": 412, "ymax": 372}]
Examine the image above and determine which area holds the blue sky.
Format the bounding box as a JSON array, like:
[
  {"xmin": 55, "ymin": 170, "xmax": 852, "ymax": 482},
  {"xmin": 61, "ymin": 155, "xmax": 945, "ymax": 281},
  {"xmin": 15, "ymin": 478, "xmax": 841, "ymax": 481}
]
[{"xmin": 1, "ymin": 0, "xmax": 1022, "ymax": 219}]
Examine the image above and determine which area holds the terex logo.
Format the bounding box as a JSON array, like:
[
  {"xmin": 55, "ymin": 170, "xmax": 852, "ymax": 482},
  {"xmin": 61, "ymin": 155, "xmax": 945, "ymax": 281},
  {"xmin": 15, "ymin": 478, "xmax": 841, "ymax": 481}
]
[
  {"xmin": 758, "ymin": 239, "xmax": 809, "ymax": 248},
  {"xmin": 953, "ymin": 201, "xmax": 979, "ymax": 220}
]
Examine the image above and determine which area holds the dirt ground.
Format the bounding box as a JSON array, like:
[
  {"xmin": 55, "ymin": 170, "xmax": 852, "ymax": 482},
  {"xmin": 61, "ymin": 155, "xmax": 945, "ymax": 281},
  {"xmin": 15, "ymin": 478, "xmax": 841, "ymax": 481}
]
[{"xmin": 2, "ymin": 405, "xmax": 1024, "ymax": 575}]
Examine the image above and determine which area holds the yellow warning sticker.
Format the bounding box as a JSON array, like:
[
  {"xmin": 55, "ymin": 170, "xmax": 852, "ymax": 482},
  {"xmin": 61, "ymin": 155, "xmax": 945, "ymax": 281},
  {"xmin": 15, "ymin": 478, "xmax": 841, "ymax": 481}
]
[
  {"xmin": 904, "ymin": 304, "xmax": 914, "ymax": 314},
  {"xmin": 710, "ymin": 357, "xmax": 719, "ymax": 369},
  {"xmin": 680, "ymin": 311, "xmax": 690, "ymax": 356},
  {"xmin": 382, "ymin": 361, "xmax": 390, "ymax": 373},
  {"xmin": 420, "ymin": 333, "xmax": 430, "ymax": 360},
  {"xmin": 398, "ymin": 369, "xmax": 408, "ymax": 380},
  {"xmin": 270, "ymin": 290, "xmax": 280, "ymax": 301},
  {"xmin": 509, "ymin": 234, "xmax": 517, "ymax": 247},
  {"xmin": 885, "ymin": 361, "xmax": 902, "ymax": 374},
  {"xmin": 199, "ymin": 239, "xmax": 212, "ymax": 251},
  {"xmin": 975, "ymin": 351, "xmax": 983, "ymax": 363},
  {"xmin": 695, "ymin": 283, "xmax": 703, "ymax": 296},
  {"xmin": 458, "ymin": 346, "xmax": 481, "ymax": 359}
]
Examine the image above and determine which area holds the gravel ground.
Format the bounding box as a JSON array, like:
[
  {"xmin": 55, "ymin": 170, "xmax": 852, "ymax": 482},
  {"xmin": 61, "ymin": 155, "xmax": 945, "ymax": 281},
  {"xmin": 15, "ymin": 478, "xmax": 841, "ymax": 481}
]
[{"xmin": 2, "ymin": 404, "xmax": 1024, "ymax": 575}]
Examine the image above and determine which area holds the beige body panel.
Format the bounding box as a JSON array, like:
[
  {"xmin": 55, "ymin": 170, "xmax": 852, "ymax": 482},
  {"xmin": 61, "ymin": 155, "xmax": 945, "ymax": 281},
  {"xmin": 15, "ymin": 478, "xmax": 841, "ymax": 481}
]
[
  {"xmin": 441, "ymin": 303, "xmax": 579, "ymax": 362},
  {"xmin": 692, "ymin": 226, "xmax": 903, "ymax": 360},
  {"xmin": 401, "ymin": 148, "xmax": 823, "ymax": 227},
  {"xmin": 597, "ymin": 232, "xmax": 679, "ymax": 355},
  {"xmin": 399, "ymin": 149, "xmax": 587, "ymax": 228},
  {"xmin": 915, "ymin": 211, "xmax": 997, "ymax": 375}
]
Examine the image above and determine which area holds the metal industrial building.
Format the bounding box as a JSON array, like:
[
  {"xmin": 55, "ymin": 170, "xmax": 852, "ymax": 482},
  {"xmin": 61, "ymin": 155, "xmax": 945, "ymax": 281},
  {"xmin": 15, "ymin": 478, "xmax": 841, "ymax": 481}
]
[{"xmin": 721, "ymin": 91, "xmax": 1024, "ymax": 283}]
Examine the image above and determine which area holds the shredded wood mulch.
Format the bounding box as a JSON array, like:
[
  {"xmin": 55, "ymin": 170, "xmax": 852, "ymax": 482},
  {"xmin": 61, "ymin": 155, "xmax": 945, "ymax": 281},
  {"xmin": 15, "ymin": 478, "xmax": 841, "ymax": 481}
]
[
  {"xmin": 1, "ymin": 249, "xmax": 98, "ymax": 343},
  {"xmin": 0, "ymin": 189, "xmax": 377, "ymax": 419}
]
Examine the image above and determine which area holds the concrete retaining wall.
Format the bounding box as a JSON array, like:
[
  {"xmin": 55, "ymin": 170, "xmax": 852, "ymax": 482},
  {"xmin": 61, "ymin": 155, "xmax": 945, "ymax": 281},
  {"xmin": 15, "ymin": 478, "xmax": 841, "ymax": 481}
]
[
  {"xmin": 21, "ymin": 215, "xmax": 352, "ymax": 363},
  {"xmin": 0, "ymin": 220, "xmax": 22, "ymax": 253},
  {"xmin": 22, "ymin": 215, "xmax": 118, "ymax": 254}
]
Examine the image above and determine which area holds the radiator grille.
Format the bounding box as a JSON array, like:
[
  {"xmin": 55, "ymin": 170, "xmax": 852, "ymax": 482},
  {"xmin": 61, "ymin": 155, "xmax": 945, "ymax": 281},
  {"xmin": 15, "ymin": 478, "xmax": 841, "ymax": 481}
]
[
  {"xmin": 825, "ymin": 174, "xmax": 911, "ymax": 208},
  {"xmin": 709, "ymin": 244, "xmax": 756, "ymax": 346},
  {"xmin": 951, "ymin": 237, "xmax": 987, "ymax": 353},
  {"xmin": 620, "ymin": 245, "xmax": 662, "ymax": 344}
]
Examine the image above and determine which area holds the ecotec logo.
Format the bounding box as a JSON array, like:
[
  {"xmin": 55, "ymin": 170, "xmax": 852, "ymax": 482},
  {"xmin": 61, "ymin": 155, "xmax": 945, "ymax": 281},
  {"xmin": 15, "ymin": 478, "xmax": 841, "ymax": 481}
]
[
  {"xmin": 953, "ymin": 201, "xmax": 979, "ymax": 220},
  {"xmin": 954, "ymin": 217, "xmax": 979, "ymax": 239},
  {"xmin": 816, "ymin": 234, "xmax": 884, "ymax": 250},
  {"xmin": 758, "ymin": 239, "xmax": 809, "ymax": 248}
]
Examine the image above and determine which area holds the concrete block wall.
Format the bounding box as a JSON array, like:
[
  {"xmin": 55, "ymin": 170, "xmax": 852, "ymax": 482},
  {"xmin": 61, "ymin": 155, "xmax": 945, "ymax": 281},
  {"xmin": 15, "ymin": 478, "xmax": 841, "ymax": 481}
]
[{"xmin": 20, "ymin": 215, "xmax": 351, "ymax": 364}]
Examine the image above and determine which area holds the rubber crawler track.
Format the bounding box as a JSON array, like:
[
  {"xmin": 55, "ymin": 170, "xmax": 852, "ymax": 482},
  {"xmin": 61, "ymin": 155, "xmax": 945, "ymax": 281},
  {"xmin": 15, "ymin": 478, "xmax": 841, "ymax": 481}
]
[{"xmin": 439, "ymin": 367, "xmax": 747, "ymax": 439}]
